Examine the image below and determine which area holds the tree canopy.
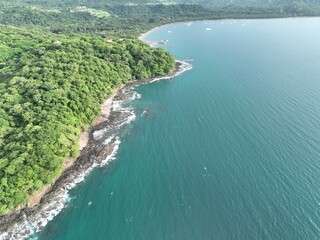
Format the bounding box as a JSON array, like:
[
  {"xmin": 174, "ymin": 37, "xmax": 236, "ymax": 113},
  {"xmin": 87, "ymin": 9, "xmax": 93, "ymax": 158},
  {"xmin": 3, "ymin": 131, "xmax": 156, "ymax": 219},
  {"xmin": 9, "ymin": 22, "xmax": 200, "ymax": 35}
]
[
  {"xmin": 0, "ymin": 0, "xmax": 319, "ymax": 37},
  {"xmin": 0, "ymin": 25, "xmax": 175, "ymax": 214}
]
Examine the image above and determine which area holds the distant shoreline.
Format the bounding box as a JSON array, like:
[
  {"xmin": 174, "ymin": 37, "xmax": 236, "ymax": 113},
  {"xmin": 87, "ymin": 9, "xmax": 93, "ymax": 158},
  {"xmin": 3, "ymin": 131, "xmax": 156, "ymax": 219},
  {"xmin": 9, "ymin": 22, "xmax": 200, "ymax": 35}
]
[
  {"xmin": 138, "ymin": 16, "xmax": 320, "ymax": 41},
  {"xmin": 139, "ymin": 25, "xmax": 164, "ymax": 41}
]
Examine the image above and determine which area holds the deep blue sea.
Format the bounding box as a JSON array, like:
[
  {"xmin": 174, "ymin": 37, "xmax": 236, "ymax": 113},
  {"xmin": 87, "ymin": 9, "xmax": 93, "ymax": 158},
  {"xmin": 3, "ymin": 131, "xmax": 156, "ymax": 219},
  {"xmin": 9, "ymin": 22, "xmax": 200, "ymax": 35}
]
[{"xmin": 36, "ymin": 18, "xmax": 320, "ymax": 239}]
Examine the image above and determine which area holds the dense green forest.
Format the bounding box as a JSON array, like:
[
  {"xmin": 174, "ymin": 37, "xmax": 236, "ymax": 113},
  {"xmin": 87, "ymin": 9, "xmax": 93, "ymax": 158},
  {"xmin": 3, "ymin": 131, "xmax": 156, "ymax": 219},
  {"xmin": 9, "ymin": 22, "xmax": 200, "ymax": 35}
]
[
  {"xmin": 0, "ymin": 0, "xmax": 320, "ymax": 37},
  {"xmin": 0, "ymin": 3, "xmax": 214, "ymax": 37},
  {"xmin": 0, "ymin": 25, "xmax": 175, "ymax": 214}
]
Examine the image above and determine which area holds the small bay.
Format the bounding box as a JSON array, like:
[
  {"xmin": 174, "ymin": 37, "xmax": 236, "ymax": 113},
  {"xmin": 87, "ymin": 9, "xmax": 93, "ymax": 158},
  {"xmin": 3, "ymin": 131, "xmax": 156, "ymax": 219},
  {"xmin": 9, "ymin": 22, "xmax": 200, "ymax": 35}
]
[{"xmin": 36, "ymin": 18, "xmax": 320, "ymax": 240}]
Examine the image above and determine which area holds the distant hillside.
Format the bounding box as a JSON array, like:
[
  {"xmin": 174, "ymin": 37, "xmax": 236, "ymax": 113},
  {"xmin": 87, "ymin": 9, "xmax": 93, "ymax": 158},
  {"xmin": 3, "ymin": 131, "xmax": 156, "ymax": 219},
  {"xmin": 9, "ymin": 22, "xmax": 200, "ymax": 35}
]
[
  {"xmin": 4, "ymin": 0, "xmax": 320, "ymax": 7},
  {"xmin": 0, "ymin": 0, "xmax": 319, "ymax": 37},
  {"xmin": 164, "ymin": 0, "xmax": 320, "ymax": 6}
]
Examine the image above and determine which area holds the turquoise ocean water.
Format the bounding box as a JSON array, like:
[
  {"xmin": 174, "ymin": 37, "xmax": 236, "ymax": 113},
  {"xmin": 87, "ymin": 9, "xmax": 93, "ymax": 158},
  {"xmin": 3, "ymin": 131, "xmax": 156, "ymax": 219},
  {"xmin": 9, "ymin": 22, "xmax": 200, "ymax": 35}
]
[{"xmin": 36, "ymin": 18, "xmax": 320, "ymax": 239}]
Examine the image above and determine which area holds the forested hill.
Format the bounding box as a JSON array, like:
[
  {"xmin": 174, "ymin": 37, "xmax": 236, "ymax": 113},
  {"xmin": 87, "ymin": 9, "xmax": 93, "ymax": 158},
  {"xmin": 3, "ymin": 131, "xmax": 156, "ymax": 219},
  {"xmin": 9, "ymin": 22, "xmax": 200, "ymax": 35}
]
[
  {"xmin": 170, "ymin": 0, "xmax": 320, "ymax": 6},
  {"xmin": 1, "ymin": 0, "xmax": 319, "ymax": 37},
  {"xmin": 173, "ymin": 0, "xmax": 320, "ymax": 14},
  {"xmin": 3, "ymin": 0, "xmax": 319, "ymax": 6},
  {"xmin": 0, "ymin": 25, "xmax": 175, "ymax": 214}
]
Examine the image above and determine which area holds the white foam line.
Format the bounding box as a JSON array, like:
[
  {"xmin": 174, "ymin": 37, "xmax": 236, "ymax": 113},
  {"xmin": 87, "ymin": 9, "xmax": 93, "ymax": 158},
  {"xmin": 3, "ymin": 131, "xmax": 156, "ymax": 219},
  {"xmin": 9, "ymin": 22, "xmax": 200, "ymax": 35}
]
[
  {"xmin": 93, "ymin": 90, "xmax": 141, "ymax": 141},
  {"xmin": 149, "ymin": 61, "xmax": 192, "ymax": 83},
  {"xmin": 1, "ymin": 139, "xmax": 122, "ymax": 240},
  {"xmin": 93, "ymin": 107, "xmax": 136, "ymax": 141},
  {"xmin": 98, "ymin": 137, "xmax": 121, "ymax": 167},
  {"xmin": 115, "ymin": 111, "xmax": 136, "ymax": 130}
]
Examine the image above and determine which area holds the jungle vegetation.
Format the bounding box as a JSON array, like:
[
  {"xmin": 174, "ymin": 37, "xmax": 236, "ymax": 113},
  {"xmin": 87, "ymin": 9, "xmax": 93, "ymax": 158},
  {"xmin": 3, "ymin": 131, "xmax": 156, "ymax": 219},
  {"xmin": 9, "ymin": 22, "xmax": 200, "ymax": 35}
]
[
  {"xmin": 0, "ymin": 25, "xmax": 175, "ymax": 214},
  {"xmin": 0, "ymin": 0, "xmax": 320, "ymax": 37}
]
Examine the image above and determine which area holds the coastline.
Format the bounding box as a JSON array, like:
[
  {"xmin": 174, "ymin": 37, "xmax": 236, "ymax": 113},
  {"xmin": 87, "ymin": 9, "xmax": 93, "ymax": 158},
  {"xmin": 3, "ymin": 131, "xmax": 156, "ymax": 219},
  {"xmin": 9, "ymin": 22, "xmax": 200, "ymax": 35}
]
[
  {"xmin": 138, "ymin": 16, "xmax": 320, "ymax": 42},
  {"xmin": 138, "ymin": 23, "xmax": 175, "ymax": 43},
  {"xmin": 0, "ymin": 59, "xmax": 192, "ymax": 239},
  {"xmin": 24, "ymin": 88, "xmax": 120, "ymax": 208},
  {"xmin": 2, "ymin": 16, "xmax": 318, "ymax": 240},
  {"xmin": 138, "ymin": 25, "xmax": 162, "ymax": 41}
]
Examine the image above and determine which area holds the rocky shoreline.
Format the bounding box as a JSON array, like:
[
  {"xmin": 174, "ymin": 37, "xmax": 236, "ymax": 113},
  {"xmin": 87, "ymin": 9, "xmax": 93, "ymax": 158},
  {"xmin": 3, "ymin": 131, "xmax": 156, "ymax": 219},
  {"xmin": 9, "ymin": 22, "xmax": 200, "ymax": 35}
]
[{"xmin": 0, "ymin": 60, "xmax": 192, "ymax": 240}]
